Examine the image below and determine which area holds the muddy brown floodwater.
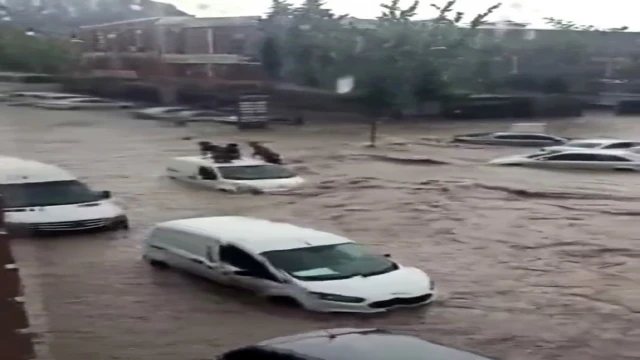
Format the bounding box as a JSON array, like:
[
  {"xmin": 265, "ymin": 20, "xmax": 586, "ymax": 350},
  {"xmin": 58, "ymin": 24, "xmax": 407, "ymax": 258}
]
[{"xmin": 1, "ymin": 106, "xmax": 638, "ymax": 360}]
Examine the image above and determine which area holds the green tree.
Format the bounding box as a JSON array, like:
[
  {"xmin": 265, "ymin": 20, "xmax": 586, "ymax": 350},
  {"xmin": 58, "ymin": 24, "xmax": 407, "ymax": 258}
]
[
  {"xmin": 0, "ymin": 29, "xmax": 75, "ymax": 74},
  {"xmin": 260, "ymin": 36, "xmax": 283, "ymax": 80},
  {"xmin": 544, "ymin": 17, "xmax": 628, "ymax": 32}
]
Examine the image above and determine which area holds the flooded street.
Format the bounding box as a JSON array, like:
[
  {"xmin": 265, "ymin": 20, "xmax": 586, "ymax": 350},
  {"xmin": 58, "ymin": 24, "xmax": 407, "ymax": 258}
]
[{"xmin": 1, "ymin": 106, "xmax": 638, "ymax": 360}]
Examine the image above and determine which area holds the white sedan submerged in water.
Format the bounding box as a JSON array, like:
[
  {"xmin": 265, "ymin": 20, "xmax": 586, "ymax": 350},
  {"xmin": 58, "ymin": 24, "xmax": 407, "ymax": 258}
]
[
  {"xmin": 453, "ymin": 132, "xmax": 569, "ymax": 147},
  {"xmin": 129, "ymin": 106, "xmax": 192, "ymax": 119},
  {"xmin": 539, "ymin": 139, "xmax": 640, "ymax": 153},
  {"xmin": 33, "ymin": 97, "xmax": 135, "ymax": 110},
  {"xmin": 489, "ymin": 149, "xmax": 640, "ymax": 171}
]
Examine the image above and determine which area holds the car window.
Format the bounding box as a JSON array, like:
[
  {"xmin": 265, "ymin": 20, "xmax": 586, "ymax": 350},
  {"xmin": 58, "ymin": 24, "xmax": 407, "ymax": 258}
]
[
  {"xmin": 221, "ymin": 347, "xmax": 303, "ymax": 360},
  {"xmin": 544, "ymin": 153, "xmax": 600, "ymax": 161},
  {"xmin": 604, "ymin": 142, "xmax": 633, "ymax": 149},
  {"xmin": 219, "ymin": 245, "xmax": 278, "ymax": 281},
  {"xmin": 595, "ymin": 155, "xmax": 631, "ymax": 162},
  {"xmin": 566, "ymin": 142, "xmax": 602, "ymax": 148},
  {"xmin": 498, "ymin": 134, "xmax": 561, "ymax": 141},
  {"xmin": 198, "ymin": 166, "xmax": 218, "ymax": 180}
]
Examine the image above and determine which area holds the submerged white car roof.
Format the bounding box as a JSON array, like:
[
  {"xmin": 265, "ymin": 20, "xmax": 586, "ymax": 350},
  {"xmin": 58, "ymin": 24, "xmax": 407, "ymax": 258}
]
[
  {"xmin": 141, "ymin": 106, "xmax": 189, "ymax": 113},
  {"xmin": 173, "ymin": 156, "xmax": 269, "ymax": 167},
  {"xmin": 548, "ymin": 149, "xmax": 640, "ymax": 159},
  {"xmin": 157, "ymin": 216, "xmax": 352, "ymax": 253},
  {"xmin": 0, "ymin": 156, "xmax": 76, "ymax": 184},
  {"xmin": 564, "ymin": 139, "xmax": 624, "ymax": 145}
]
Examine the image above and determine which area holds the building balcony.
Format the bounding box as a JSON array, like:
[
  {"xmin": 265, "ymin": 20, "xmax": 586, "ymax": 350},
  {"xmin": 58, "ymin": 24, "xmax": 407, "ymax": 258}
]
[
  {"xmin": 161, "ymin": 53, "xmax": 258, "ymax": 64},
  {"xmin": 81, "ymin": 52, "xmax": 258, "ymax": 64}
]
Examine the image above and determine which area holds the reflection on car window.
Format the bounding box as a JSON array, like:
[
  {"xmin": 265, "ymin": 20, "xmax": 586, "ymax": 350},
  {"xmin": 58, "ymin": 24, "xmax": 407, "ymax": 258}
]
[
  {"xmin": 0, "ymin": 180, "xmax": 102, "ymax": 207},
  {"xmin": 567, "ymin": 142, "xmax": 602, "ymax": 148},
  {"xmin": 262, "ymin": 243, "xmax": 397, "ymax": 281},
  {"xmin": 217, "ymin": 165, "xmax": 295, "ymax": 180}
]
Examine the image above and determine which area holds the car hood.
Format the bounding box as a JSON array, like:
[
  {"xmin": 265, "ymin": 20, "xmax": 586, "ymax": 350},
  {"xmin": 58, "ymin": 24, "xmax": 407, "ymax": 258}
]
[
  {"xmin": 296, "ymin": 266, "xmax": 431, "ymax": 299},
  {"xmin": 5, "ymin": 201, "xmax": 124, "ymax": 223},
  {"xmin": 227, "ymin": 177, "xmax": 305, "ymax": 192}
]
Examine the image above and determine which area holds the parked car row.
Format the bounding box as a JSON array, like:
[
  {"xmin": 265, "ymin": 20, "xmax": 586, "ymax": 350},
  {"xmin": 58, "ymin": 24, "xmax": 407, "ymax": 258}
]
[
  {"xmin": 1, "ymin": 91, "xmax": 135, "ymax": 109},
  {"xmin": 0, "ymin": 143, "xmax": 440, "ymax": 316},
  {"xmin": 484, "ymin": 137, "xmax": 640, "ymax": 171}
]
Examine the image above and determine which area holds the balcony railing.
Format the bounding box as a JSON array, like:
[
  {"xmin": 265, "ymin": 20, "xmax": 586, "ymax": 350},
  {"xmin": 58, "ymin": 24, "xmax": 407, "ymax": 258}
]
[{"xmin": 82, "ymin": 52, "xmax": 258, "ymax": 65}]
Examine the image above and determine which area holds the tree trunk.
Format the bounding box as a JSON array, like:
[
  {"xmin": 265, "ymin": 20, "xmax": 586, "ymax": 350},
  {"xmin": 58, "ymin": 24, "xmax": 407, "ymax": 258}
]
[{"xmin": 369, "ymin": 118, "xmax": 379, "ymax": 147}]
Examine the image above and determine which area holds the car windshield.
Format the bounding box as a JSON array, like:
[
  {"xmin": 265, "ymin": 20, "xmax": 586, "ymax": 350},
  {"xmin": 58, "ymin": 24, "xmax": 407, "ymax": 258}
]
[
  {"xmin": 261, "ymin": 243, "xmax": 398, "ymax": 281},
  {"xmin": 566, "ymin": 142, "xmax": 603, "ymax": 148},
  {"xmin": 0, "ymin": 180, "xmax": 103, "ymax": 208},
  {"xmin": 217, "ymin": 165, "xmax": 295, "ymax": 180}
]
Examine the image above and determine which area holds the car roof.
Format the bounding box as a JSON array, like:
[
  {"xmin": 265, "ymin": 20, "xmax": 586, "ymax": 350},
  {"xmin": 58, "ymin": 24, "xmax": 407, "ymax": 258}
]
[
  {"xmin": 250, "ymin": 328, "xmax": 494, "ymax": 360},
  {"xmin": 549, "ymin": 149, "xmax": 640, "ymax": 158},
  {"xmin": 172, "ymin": 156, "xmax": 268, "ymax": 167},
  {"xmin": 157, "ymin": 216, "xmax": 352, "ymax": 253},
  {"xmin": 66, "ymin": 97, "xmax": 105, "ymax": 101},
  {"xmin": 565, "ymin": 139, "xmax": 626, "ymax": 145},
  {"xmin": 492, "ymin": 132, "xmax": 557, "ymax": 137},
  {"xmin": 0, "ymin": 156, "xmax": 76, "ymax": 184}
]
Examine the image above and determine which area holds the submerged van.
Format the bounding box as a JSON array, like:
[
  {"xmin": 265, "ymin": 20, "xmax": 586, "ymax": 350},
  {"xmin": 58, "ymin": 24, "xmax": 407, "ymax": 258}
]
[{"xmin": 0, "ymin": 156, "xmax": 128, "ymax": 234}]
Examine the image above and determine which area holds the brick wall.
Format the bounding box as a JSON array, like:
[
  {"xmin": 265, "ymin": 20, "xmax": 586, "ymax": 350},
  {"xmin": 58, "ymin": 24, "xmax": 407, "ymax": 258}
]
[{"xmin": 0, "ymin": 197, "xmax": 36, "ymax": 360}]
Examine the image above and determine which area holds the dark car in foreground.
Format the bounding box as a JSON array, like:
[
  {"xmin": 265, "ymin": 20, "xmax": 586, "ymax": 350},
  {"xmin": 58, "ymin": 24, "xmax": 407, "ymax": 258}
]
[{"xmin": 217, "ymin": 328, "xmax": 496, "ymax": 360}]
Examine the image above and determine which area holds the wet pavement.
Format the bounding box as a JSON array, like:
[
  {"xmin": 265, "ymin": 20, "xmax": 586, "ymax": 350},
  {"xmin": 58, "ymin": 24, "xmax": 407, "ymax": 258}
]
[{"xmin": 1, "ymin": 106, "xmax": 638, "ymax": 360}]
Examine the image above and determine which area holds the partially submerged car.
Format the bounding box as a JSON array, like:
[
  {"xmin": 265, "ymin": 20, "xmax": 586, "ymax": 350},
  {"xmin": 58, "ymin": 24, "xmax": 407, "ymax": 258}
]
[
  {"xmin": 539, "ymin": 138, "xmax": 640, "ymax": 152},
  {"xmin": 489, "ymin": 149, "xmax": 640, "ymax": 171},
  {"xmin": 174, "ymin": 109, "xmax": 238, "ymax": 123},
  {"xmin": 129, "ymin": 106, "xmax": 192, "ymax": 119},
  {"xmin": 4, "ymin": 92, "xmax": 91, "ymax": 106},
  {"xmin": 453, "ymin": 132, "xmax": 568, "ymax": 147},
  {"xmin": 166, "ymin": 156, "xmax": 304, "ymax": 193},
  {"xmin": 33, "ymin": 97, "xmax": 134, "ymax": 110},
  {"xmin": 217, "ymin": 328, "xmax": 494, "ymax": 360},
  {"xmin": 0, "ymin": 156, "xmax": 128, "ymax": 234},
  {"xmin": 143, "ymin": 217, "xmax": 436, "ymax": 313}
]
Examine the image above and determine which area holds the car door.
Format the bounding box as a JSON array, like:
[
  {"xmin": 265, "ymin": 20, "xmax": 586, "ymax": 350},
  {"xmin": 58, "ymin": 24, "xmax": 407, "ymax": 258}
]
[
  {"xmin": 594, "ymin": 154, "xmax": 635, "ymax": 170},
  {"xmin": 196, "ymin": 165, "xmax": 223, "ymax": 189},
  {"xmin": 189, "ymin": 237, "xmax": 225, "ymax": 281},
  {"xmin": 217, "ymin": 244, "xmax": 284, "ymax": 295}
]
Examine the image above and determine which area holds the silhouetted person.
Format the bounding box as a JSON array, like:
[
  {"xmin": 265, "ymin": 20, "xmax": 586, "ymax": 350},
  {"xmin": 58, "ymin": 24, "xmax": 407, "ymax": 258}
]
[
  {"xmin": 248, "ymin": 141, "xmax": 282, "ymax": 164},
  {"xmin": 198, "ymin": 141, "xmax": 222, "ymax": 157},
  {"xmin": 224, "ymin": 143, "xmax": 241, "ymax": 160}
]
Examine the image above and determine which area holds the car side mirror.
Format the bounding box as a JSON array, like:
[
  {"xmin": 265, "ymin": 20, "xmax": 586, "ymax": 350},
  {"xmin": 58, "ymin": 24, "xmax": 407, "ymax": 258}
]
[{"xmin": 101, "ymin": 190, "xmax": 111, "ymax": 199}]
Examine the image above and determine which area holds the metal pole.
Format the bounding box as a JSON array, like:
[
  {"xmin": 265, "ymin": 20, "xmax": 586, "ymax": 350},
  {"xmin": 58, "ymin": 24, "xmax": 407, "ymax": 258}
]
[{"xmin": 0, "ymin": 196, "xmax": 36, "ymax": 360}]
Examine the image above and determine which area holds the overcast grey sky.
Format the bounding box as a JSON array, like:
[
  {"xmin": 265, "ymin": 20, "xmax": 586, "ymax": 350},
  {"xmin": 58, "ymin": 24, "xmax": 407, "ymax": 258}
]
[{"xmin": 164, "ymin": 0, "xmax": 634, "ymax": 29}]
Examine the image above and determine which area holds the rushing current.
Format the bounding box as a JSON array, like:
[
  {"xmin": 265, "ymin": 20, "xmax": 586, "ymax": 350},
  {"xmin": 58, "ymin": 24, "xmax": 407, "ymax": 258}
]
[{"xmin": 1, "ymin": 106, "xmax": 638, "ymax": 360}]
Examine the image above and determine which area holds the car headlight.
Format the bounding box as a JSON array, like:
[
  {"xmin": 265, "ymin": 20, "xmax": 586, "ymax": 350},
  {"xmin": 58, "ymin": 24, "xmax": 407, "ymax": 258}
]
[{"xmin": 311, "ymin": 292, "xmax": 366, "ymax": 303}]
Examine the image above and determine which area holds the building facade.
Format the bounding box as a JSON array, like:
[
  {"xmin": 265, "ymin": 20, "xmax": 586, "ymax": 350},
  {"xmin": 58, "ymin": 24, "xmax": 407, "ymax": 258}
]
[{"xmin": 78, "ymin": 16, "xmax": 266, "ymax": 84}]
